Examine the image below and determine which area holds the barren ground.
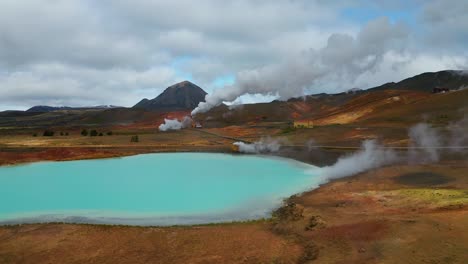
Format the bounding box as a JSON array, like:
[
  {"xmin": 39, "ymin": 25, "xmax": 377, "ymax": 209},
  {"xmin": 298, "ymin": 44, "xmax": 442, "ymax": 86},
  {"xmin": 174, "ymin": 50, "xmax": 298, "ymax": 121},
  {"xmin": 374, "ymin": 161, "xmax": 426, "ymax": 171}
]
[{"xmin": 0, "ymin": 123, "xmax": 467, "ymax": 263}]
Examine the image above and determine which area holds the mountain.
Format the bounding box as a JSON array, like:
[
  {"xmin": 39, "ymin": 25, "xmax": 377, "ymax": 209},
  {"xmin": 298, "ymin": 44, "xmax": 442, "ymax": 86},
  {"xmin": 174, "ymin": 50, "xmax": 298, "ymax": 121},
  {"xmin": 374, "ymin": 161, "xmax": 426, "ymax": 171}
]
[
  {"xmin": 133, "ymin": 81, "xmax": 207, "ymax": 111},
  {"xmin": 26, "ymin": 105, "xmax": 121, "ymax": 112},
  {"xmin": 3, "ymin": 70, "xmax": 467, "ymax": 128},
  {"xmin": 370, "ymin": 70, "xmax": 468, "ymax": 92}
]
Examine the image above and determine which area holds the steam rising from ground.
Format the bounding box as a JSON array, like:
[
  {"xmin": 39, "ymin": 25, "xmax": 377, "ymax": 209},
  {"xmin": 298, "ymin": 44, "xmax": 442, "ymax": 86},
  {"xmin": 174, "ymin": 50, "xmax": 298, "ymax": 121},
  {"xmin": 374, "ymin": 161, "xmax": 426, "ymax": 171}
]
[
  {"xmin": 158, "ymin": 116, "xmax": 192, "ymax": 131},
  {"xmin": 408, "ymin": 116, "xmax": 468, "ymax": 162},
  {"xmin": 321, "ymin": 140, "xmax": 398, "ymax": 180},
  {"xmin": 408, "ymin": 123, "xmax": 441, "ymax": 163},
  {"xmin": 312, "ymin": 117, "xmax": 467, "ymax": 180},
  {"xmin": 320, "ymin": 118, "xmax": 467, "ymax": 180},
  {"xmin": 306, "ymin": 139, "xmax": 319, "ymax": 151},
  {"xmin": 234, "ymin": 138, "xmax": 282, "ymax": 154},
  {"xmin": 192, "ymin": 17, "xmax": 407, "ymax": 115},
  {"xmin": 229, "ymin": 115, "xmax": 467, "ymax": 182},
  {"xmin": 448, "ymin": 115, "xmax": 468, "ymax": 152}
]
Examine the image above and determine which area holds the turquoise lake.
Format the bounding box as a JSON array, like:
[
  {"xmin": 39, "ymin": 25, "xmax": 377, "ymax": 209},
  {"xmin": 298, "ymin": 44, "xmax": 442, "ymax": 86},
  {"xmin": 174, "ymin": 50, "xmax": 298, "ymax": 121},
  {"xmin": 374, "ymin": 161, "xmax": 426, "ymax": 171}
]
[{"xmin": 0, "ymin": 153, "xmax": 322, "ymax": 225}]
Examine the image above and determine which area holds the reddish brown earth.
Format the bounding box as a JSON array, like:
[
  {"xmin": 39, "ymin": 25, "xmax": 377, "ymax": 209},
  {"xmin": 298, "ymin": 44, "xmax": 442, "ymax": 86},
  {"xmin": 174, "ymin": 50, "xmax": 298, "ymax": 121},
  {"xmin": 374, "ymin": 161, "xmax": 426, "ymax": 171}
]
[
  {"xmin": 0, "ymin": 148, "xmax": 133, "ymax": 166},
  {"xmin": 0, "ymin": 88, "xmax": 467, "ymax": 263},
  {"xmin": 0, "ymin": 223, "xmax": 303, "ymax": 264},
  {"xmin": 282, "ymin": 163, "xmax": 468, "ymax": 263},
  {"xmin": 0, "ymin": 159, "xmax": 466, "ymax": 264}
]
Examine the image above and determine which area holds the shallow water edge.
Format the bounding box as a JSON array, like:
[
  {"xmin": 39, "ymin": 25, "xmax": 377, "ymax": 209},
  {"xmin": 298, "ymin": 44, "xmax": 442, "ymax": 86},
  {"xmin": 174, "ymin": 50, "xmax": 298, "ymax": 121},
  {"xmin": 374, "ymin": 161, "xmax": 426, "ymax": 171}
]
[{"xmin": 0, "ymin": 152, "xmax": 323, "ymax": 226}]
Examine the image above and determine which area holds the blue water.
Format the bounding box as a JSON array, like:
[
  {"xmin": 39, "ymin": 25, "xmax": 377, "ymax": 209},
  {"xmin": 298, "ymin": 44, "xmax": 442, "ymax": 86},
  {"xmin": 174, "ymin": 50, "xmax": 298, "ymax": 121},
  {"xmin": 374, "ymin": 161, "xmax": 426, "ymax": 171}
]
[{"xmin": 0, "ymin": 153, "xmax": 322, "ymax": 225}]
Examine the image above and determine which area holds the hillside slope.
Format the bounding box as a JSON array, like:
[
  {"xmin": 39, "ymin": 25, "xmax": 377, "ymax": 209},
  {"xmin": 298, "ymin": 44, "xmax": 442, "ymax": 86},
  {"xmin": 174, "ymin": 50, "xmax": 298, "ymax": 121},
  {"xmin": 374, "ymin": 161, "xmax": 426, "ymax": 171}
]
[{"xmin": 370, "ymin": 70, "xmax": 468, "ymax": 92}]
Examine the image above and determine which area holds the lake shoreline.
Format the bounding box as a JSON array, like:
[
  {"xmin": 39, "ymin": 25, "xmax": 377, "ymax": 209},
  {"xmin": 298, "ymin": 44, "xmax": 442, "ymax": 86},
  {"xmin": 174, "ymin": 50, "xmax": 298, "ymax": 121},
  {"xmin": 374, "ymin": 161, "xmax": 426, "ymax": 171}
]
[
  {"xmin": 0, "ymin": 151, "xmax": 323, "ymax": 227},
  {"xmin": 1, "ymin": 146, "xmax": 467, "ymax": 263},
  {"xmin": 0, "ymin": 144, "xmax": 345, "ymax": 167}
]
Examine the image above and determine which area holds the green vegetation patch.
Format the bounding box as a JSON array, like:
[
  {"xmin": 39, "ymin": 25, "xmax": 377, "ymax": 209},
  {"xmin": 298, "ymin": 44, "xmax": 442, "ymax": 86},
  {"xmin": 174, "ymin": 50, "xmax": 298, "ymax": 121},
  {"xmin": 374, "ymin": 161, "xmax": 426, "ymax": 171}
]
[{"xmin": 280, "ymin": 126, "xmax": 297, "ymax": 134}]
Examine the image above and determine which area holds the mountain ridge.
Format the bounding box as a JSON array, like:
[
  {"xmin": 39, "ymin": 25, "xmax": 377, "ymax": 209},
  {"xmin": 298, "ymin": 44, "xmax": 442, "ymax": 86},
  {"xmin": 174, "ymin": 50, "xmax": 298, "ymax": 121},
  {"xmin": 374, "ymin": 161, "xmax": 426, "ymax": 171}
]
[
  {"xmin": 26, "ymin": 105, "xmax": 122, "ymax": 113},
  {"xmin": 368, "ymin": 70, "xmax": 468, "ymax": 92}
]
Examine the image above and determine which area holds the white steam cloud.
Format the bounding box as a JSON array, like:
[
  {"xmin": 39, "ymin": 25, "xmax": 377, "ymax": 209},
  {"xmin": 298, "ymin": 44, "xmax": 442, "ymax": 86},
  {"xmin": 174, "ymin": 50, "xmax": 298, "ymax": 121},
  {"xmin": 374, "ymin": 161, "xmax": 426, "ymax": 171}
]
[
  {"xmin": 233, "ymin": 138, "xmax": 282, "ymax": 154},
  {"xmin": 448, "ymin": 115, "xmax": 468, "ymax": 152},
  {"xmin": 158, "ymin": 116, "xmax": 192, "ymax": 131},
  {"xmin": 192, "ymin": 17, "xmax": 407, "ymax": 115},
  {"xmin": 321, "ymin": 140, "xmax": 398, "ymax": 180},
  {"xmin": 408, "ymin": 123, "xmax": 442, "ymax": 163},
  {"xmin": 408, "ymin": 117, "xmax": 468, "ymax": 162},
  {"xmin": 318, "ymin": 117, "xmax": 468, "ymax": 180},
  {"xmin": 229, "ymin": 117, "xmax": 466, "ymax": 183}
]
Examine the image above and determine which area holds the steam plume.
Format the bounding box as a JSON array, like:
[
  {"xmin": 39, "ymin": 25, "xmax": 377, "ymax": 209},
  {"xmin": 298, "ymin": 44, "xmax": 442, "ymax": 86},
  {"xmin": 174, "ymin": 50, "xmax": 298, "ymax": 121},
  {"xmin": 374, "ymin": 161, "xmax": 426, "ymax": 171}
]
[
  {"xmin": 321, "ymin": 140, "xmax": 398, "ymax": 180},
  {"xmin": 448, "ymin": 115, "xmax": 468, "ymax": 152},
  {"xmin": 306, "ymin": 139, "xmax": 319, "ymax": 151},
  {"xmin": 407, "ymin": 117, "xmax": 468, "ymax": 162},
  {"xmin": 408, "ymin": 123, "xmax": 441, "ymax": 163},
  {"xmin": 158, "ymin": 116, "xmax": 192, "ymax": 131},
  {"xmin": 320, "ymin": 117, "xmax": 467, "ymax": 180},
  {"xmin": 233, "ymin": 138, "xmax": 282, "ymax": 154},
  {"xmin": 192, "ymin": 18, "xmax": 407, "ymax": 115}
]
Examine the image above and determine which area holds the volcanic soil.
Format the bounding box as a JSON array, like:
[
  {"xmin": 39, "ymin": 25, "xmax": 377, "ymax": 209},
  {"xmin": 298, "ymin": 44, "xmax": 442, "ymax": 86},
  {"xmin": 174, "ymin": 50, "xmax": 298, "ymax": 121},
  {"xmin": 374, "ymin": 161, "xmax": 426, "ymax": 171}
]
[
  {"xmin": 0, "ymin": 161, "xmax": 467, "ymax": 263},
  {"xmin": 0, "ymin": 88, "xmax": 467, "ymax": 263}
]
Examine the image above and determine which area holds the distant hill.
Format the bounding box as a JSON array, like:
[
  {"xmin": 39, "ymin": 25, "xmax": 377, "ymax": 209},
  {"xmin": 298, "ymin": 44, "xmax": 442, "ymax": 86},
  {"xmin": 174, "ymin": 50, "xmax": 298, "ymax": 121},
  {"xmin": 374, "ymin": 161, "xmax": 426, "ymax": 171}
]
[
  {"xmin": 3, "ymin": 70, "xmax": 467, "ymax": 128},
  {"xmin": 195, "ymin": 70, "xmax": 468, "ymax": 127},
  {"xmin": 370, "ymin": 70, "xmax": 468, "ymax": 92},
  {"xmin": 133, "ymin": 81, "xmax": 207, "ymax": 111},
  {"xmin": 26, "ymin": 105, "xmax": 121, "ymax": 112},
  {"xmin": 26, "ymin": 106, "xmax": 73, "ymax": 112}
]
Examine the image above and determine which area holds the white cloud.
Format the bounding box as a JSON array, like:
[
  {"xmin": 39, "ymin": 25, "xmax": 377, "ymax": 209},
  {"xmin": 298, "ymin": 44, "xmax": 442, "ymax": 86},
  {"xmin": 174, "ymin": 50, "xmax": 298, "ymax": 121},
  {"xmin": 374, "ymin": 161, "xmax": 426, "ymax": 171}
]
[
  {"xmin": 353, "ymin": 51, "xmax": 468, "ymax": 90},
  {"xmin": 421, "ymin": 0, "xmax": 468, "ymax": 51},
  {"xmin": 0, "ymin": 0, "xmax": 466, "ymax": 110},
  {"xmin": 192, "ymin": 17, "xmax": 411, "ymax": 114},
  {"xmin": 0, "ymin": 63, "xmax": 183, "ymax": 109}
]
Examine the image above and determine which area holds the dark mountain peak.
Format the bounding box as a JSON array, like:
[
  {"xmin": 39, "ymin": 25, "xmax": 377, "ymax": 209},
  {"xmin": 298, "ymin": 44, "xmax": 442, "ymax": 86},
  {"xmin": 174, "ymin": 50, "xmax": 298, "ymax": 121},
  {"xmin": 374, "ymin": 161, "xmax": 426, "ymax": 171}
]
[
  {"xmin": 163, "ymin": 80, "xmax": 201, "ymax": 93},
  {"xmin": 175, "ymin": 80, "xmax": 192, "ymax": 86},
  {"xmin": 133, "ymin": 81, "xmax": 207, "ymax": 111}
]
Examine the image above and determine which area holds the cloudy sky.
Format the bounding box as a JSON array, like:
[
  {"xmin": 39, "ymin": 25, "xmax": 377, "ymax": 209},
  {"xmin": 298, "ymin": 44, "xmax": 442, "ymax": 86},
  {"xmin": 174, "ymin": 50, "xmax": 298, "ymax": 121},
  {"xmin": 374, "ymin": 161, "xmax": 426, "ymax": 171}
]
[{"xmin": 0, "ymin": 0, "xmax": 467, "ymax": 110}]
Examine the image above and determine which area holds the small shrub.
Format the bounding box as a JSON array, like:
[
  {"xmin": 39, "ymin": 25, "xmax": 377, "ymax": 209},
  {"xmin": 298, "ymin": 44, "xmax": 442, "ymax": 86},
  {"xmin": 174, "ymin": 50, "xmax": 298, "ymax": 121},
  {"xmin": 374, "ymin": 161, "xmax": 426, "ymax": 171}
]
[
  {"xmin": 81, "ymin": 129, "xmax": 89, "ymax": 136},
  {"xmin": 281, "ymin": 126, "xmax": 296, "ymax": 134},
  {"xmin": 32, "ymin": 133, "xmax": 38, "ymax": 137},
  {"xmin": 43, "ymin": 130, "xmax": 54, "ymax": 137},
  {"xmin": 65, "ymin": 132, "xmax": 69, "ymax": 136},
  {"xmin": 272, "ymin": 202, "xmax": 304, "ymax": 221},
  {"xmin": 106, "ymin": 131, "xmax": 113, "ymax": 136},
  {"xmin": 130, "ymin": 135, "xmax": 139, "ymax": 142},
  {"xmin": 305, "ymin": 215, "xmax": 326, "ymax": 231},
  {"xmin": 60, "ymin": 132, "xmax": 64, "ymax": 136},
  {"xmin": 90, "ymin": 130, "xmax": 98, "ymax": 137},
  {"xmin": 98, "ymin": 133, "xmax": 103, "ymax": 136}
]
